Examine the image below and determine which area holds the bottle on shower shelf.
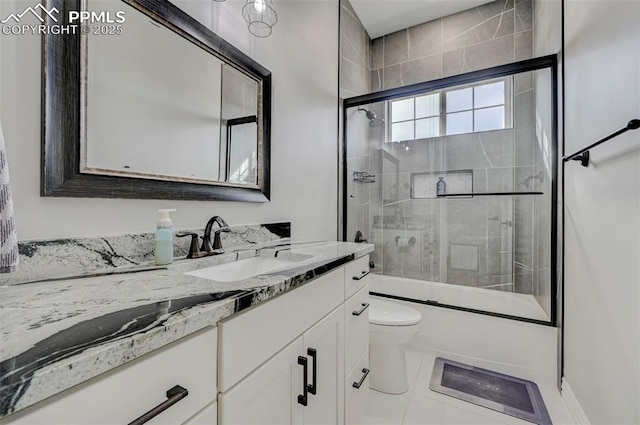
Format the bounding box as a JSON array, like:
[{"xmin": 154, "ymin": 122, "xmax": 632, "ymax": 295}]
[{"xmin": 436, "ymin": 177, "xmax": 446, "ymax": 196}]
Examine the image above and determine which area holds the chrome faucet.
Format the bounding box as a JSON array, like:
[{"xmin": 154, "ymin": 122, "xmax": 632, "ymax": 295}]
[{"xmin": 202, "ymin": 216, "xmax": 231, "ymax": 254}]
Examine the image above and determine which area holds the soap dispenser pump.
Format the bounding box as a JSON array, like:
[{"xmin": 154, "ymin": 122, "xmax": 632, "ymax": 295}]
[{"xmin": 155, "ymin": 209, "xmax": 177, "ymax": 266}]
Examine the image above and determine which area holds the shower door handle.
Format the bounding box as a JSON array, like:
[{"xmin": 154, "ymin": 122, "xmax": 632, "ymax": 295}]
[{"xmin": 353, "ymin": 271, "xmax": 369, "ymax": 281}]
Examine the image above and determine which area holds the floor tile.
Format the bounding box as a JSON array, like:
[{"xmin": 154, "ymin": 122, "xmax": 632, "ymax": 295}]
[
  {"xmin": 403, "ymin": 393, "xmax": 507, "ymax": 425},
  {"xmin": 363, "ymin": 388, "xmax": 412, "ymax": 425}
]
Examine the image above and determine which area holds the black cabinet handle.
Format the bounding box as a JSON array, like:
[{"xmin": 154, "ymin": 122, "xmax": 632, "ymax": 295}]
[
  {"xmin": 353, "ymin": 368, "xmax": 370, "ymax": 389},
  {"xmin": 128, "ymin": 385, "xmax": 188, "ymax": 425},
  {"xmin": 352, "ymin": 302, "xmax": 370, "ymax": 316},
  {"xmin": 297, "ymin": 356, "xmax": 308, "ymax": 406},
  {"xmin": 307, "ymin": 348, "xmax": 317, "ymax": 395},
  {"xmin": 352, "ymin": 271, "xmax": 369, "ymax": 281}
]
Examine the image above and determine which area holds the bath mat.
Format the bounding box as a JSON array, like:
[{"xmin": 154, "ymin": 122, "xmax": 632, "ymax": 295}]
[{"xmin": 429, "ymin": 357, "xmax": 552, "ymax": 425}]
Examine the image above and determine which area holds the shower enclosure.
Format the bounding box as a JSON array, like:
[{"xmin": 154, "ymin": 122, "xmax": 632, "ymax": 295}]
[{"xmin": 343, "ymin": 57, "xmax": 558, "ymax": 325}]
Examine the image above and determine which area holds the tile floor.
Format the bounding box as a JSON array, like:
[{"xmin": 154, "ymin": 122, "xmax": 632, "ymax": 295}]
[{"xmin": 363, "ymin": 350, "xmax": 576, "ymax": 425}]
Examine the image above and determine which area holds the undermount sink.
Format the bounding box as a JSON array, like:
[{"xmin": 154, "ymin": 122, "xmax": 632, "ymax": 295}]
[{"xmin": 185, "ymin": 256, "xmax": 299, "ymax": 282}]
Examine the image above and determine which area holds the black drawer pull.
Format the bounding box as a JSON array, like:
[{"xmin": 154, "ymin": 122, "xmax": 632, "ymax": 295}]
[
  {"xmin": 352, "ymin": 271, "xmax": 369, "ymax": 281},
  {"xmin": 128, "ymin": 385, "xmax": 188, "ymax": 425},
  {"xmin": 353, "ymin": 368, "xmax": 370, "ymax": 389},
  {"xmin": 307, "ymin": 348, "xmax": 317, "ymax": 395},
  {"xmin": 297, "ymin": 356, "xmax": 308, "ymax": 406},
  {"xmin": 352, "ymin": 303, "xmax": 370, "ymax": 316}
]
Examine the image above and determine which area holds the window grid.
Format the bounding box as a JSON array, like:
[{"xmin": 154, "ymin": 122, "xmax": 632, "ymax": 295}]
[{"xmin": 389, "ymin": 78, "xmax": 511, "ymax": 142}]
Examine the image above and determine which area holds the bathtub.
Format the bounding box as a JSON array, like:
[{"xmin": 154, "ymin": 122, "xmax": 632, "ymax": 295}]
[
  {"xmin": 366, "ymin": 273, "xmax": 550, "ymax": 322},
  {"xmin": 366, "ymin": 273, "xmax": 558, "ymax": 386}
]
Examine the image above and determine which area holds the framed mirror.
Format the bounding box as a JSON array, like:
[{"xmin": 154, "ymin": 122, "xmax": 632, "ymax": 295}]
[{"xmin": 42, "ymin": 0, "xmax": 271, "ymax": 202}]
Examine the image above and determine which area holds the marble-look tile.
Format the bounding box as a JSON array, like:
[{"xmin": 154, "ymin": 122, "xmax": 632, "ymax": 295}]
[
  {"xmin": 401, "ymin": 54, "xmax": 442, "ymax": 86},
  {"xmin": 383, "ymin": 64, "xmax": 402, "ymax": 90},
  {"xmin": 515, "ymin": 0, "xmax": 533, "ymax": 32},
  {"xmin": 442, "ymin": 7, "xmax": 484, "ymax": 44},
  {"xmin": 442, "ymin": 48, "xmax": 466, "ymax": 77},
  {"xmin": 370, "ymin": 69, "xmax": 382, "ymax": 92},
  {"xmin": 514, "ymin": 89, "xmax": 536, "ymax": 166},
  {"xmin": 384, "ymin": 30, "xmax": 409, "ymax": 66},
  {"xmin": 494, "ymin": 9, "xmax": 516, "ymax": 39},
  {"xmin": 340, "ymin": 4, "xmax": 367, "ymax": 63},
  {"xmin": 477, "ymin": 0, "xmax": 514, "ymax": 21},
  {"xmin": 463, "ymin": 35, "xmax": 515, "ymax": 71},
  {"xmin": 408, "ymin": 20, "xmax": 441, "ymax": 59},
  {"xmin": 443, "ymin": 27, "xmax": 481, "ymax": 53},
  {"xmin": 443, "ymin": 133, "xmax": 493, "ymax": 170},
  {"xmin": 477, "ymin": 129, "xmax": 515, "ymax": 168},
  {"xmin": 341, "ymin": 56, "xmax": 369, "ymax": 96},
  {"xmin": 474, "ymin": 14, "xmax": 502, "ymax": 43},
  {"xmin": 514, "ymin": 71, "xmax": 533, "ymax": 94},
  {"xmin": 371, "ymin": 36, "xmax": 384, "ymax": 70},
  {"xmin": 515, "ymin": 30, "xmax": 533, "ymax": 61}
]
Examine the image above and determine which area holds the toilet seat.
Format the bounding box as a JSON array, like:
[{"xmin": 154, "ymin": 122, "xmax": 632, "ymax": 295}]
[{"xmin": 369, "ymin": 298, "xmax": 422, "ymax": 326}]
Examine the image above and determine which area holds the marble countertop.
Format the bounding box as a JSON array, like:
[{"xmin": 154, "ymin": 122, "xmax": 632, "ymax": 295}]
[{"xmin": 0, "ymin": 240, "xmax": 374, "ymax": 418}]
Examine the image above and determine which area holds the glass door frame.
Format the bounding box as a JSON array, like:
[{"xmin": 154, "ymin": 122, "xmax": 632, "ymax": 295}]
[{"xmin": 341, "ymin": 55, "xmax": 559, "ymax": 327}]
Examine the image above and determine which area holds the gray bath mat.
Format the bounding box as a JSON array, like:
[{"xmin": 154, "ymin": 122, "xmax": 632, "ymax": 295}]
[{"xmin": 429, "ymin": 357, "xmax": 552, "ymax": 425}]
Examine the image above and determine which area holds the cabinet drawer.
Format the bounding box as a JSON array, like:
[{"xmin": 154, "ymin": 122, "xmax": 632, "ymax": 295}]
[
  {"xmin": 218, "ymin": 267, "xmax": 344, "ymax": 392},
  {"xmin": 344, "ymin": 285, "xmax": 369, "ymax": 374},
  {"xmin": 344, "ymin": 256, "xmax": 370, "ymax": 299},
  {"xmin": 1, "ymin": 327, "xmax": 217, "ymax": 425},
  {"xmin": 345, "ymin": 348, "xmax": 369, "ymax": 425}
]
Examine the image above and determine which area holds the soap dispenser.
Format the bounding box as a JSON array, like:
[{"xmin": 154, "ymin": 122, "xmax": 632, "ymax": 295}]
[{"xmin": 155, "ymin": 209, "xmax": 177, "ymax": 266}]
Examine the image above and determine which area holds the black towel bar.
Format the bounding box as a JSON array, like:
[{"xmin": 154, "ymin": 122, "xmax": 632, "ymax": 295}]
[{"xmin": 563, "ymin": 119, "xmax": 640, "ymax": 167}]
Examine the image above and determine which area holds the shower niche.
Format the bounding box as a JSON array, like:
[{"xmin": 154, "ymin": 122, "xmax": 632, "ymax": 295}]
[{"xmin": 343, "ymin": 57, "xmax": 558, "ymax": 325}]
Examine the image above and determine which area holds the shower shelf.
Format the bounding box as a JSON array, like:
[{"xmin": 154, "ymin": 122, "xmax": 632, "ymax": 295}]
[
  {"xmin": 353, "ymin": 171, "xmax": 375, "ymax": 183},
  {"xmin": 437, "ymin": 192, "xmax": 543, "ymax": 198}
]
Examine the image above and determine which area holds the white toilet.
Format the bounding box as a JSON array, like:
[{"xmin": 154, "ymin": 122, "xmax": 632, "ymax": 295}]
[{"xmin": 368, "ymin": 298, "xmax": 422, "ymax": 394}]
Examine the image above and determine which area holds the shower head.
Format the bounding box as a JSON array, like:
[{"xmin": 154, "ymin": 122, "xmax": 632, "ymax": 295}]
[{"xmin": 358, "ymin": 108, "xmax": 385, "ymax": 127}]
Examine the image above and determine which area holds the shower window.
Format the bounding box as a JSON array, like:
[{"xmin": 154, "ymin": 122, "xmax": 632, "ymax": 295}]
[
  {"xmin": 389, "ymin": 77, "xmax": 512, "ymax": 142},
  {"xmin": 445, "ymin": 78, "xmax": 512, "ymax": 135},
  {"xmin": 390, "ymin": 93, "xmax": 441, "ymax": 142}
]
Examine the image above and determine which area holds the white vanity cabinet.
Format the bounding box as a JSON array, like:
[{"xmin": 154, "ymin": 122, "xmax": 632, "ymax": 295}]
[
  {"xmin": 0, "ymin": 327, "xmax": 218, "ymax": 425},
  {"xmin": 218, "ymin": 307, "xmax": 344, "ymax": 425},
  {"xmin": 218, "ymin": 255, "xmax": 371, "ymax": 425}
]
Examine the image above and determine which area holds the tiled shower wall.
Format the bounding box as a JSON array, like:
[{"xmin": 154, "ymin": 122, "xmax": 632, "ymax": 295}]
[{"xmin": 370, "ymin": 0, "xmax": 533, "ymax": 91}]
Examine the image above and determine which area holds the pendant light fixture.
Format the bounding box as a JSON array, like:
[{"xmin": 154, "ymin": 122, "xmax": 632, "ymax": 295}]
[{"xmin": 242, "ymin": 0, "xmax": 278, "ymax": 38}]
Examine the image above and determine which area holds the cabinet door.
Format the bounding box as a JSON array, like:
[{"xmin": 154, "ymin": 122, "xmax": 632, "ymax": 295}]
[
  {"xmin": 302, "ymin": 306, "xmax": 345, "ymax": 425},
  {"xmin": 218, "ymin": 337, "xmax": 305, "ymax": 425}
]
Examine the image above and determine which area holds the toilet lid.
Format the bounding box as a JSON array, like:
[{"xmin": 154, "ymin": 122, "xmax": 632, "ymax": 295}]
[{"xmin": 369, "ymin": 298, "xmax": 422, "ymax": 326}]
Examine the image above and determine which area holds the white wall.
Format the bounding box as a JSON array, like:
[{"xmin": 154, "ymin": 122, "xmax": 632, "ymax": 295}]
[
  {"xmin": 564, "ymin": 1, "xmax": 640, "ymax": 423},
  {"xmin": 0, "ymin": 0, "xmax": 339, "ymax": 241}
]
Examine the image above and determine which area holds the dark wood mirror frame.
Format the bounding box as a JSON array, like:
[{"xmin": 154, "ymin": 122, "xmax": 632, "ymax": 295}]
[{"xmin": 42, "ymin": 0, "xmax": 271, "ymax": 202}]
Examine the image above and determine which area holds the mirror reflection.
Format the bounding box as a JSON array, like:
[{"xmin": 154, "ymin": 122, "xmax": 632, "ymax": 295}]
[{"xmin": 82, "ymin": 0, "xmax": 260, "ymax": 186}]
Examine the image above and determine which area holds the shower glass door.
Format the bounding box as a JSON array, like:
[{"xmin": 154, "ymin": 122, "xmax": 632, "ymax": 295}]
[{"xmin": 343, "ymin": 58, "xmax": 557, "ymax": 324}]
